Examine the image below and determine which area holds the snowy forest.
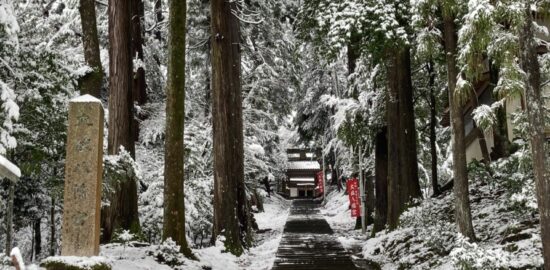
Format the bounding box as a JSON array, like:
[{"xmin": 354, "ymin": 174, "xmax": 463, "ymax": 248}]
[{"xmin": 0, "ymin": 0, "xmax": 549, "ymax": 269}]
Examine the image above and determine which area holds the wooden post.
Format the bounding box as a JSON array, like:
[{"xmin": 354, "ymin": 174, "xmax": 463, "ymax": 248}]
[{"xmin": 359, "ymin": 145, "xmax": 366, "ymax": 234}]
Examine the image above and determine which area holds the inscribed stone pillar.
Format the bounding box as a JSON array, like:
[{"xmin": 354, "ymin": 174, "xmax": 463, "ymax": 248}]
[{"xmin": 61, "ymin": 95, "xmax": 104, "ymax": 256}]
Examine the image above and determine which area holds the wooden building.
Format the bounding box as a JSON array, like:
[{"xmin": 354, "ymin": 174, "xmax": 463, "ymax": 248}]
[
  {"xmin": 282, "ymin": 148, "xmax": 322, "ymax": 198},
  {"xmin": 441, "ymin": 15, "xmax": 550, "ymax": 162}
]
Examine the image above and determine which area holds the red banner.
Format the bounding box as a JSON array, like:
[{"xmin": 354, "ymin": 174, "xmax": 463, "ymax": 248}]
[
  {"xmin": 316, "ymin": 171, "xmax": 324, "ymax": 194},
  {"xmin": 347, "ymin": 178, "xmax": 361, "ymax": 217}
]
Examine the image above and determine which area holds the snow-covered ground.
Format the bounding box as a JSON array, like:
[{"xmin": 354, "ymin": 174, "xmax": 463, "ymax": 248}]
[
  {"xmin": 103, "ymin": 193, "xmax": 291, "ymax": 270},
  {"xmin": 1, "ymin": 194, "xmax": 290, "ymax": 270},
  {"xmin": 321, "ymin": 187, "xmax": 367, "ymax": 262},
  {"xmin": 321, "ymin": 157, "xmax": 544, "ymax": 269},
  {"xmin": 239, "ymin": 194, "xmax": 291, "ymax": 270}
]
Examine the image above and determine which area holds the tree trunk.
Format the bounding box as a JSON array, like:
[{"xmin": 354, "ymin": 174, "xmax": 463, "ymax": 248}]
[
  {"xmin": 131, "ymin": 0, "xmax": 147, "ymax": 142},
  {"xmin": 348, "ymin": 42, "xmax": 363, "ymax": 230},
  {"xmin": 474, "ymin": 124, "xmax": 491, "ymax": 164},
  {"xmin": 49, "ymin": 197, "xmax": 55, "ymax": 256},
  {"xmin": 5, "ymin": 183, "xmax": 14, "ymax": 256},
  {"xmin": 78, "ymin": 0, "xmax": 103, "ymax": 98},
  {"xmin": 386, "ymin": 50, "xmax": 401, "ymax": 230},
  {"xmin": 108, "ymin": 0, "xmax": 134, "ymax": 157},
  {"xmin": 365, "ymin": 170, "xmax": 375, "ymax": 226},
  {"xmin": 386, "ymin": 46, "xmax": 421, "ymax": 230},
  {"xmin": 489, "ymin": 64, "xmax": 510, "ymax": 159},
  {"xmin": 397, "ymin": 47, "xmax": 421, "ymax": 201},
  {"xmin": 442, "ymin": 13, "xmax": 476, "ymax": 241},
  {"xmin": 163, "ymin": 0, "xmax": 193, "ymax": 258},
  {"xmin": 34, "ymin": 218, "xmax": 41, "ymax": 259},
  {"xmin": 210, "ymin": 0, "xmax": 247, "ymax": 256},
  {"xmin": 427, "ymin": 61, "xmax": 440, "ymax": 196},
  {"xmin": 374, "ymin": 128, "xmax": 388, "ymax": 233},
  {"xmin": 519, "ymin": 2, "xmax": 550, "ymax": 268},
  {"xmin": 103, "ymin": 0, "xmax": 140, "ymax": 243}
]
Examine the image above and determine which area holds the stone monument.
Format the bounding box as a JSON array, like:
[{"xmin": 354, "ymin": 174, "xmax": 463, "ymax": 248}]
[
  {"xmin": 0, "ymin": 154, "xmax": 21, "ymax": 256},
  {"xmin": 61, "ymin": 94, "xmax": 104, "ymax": 256}
]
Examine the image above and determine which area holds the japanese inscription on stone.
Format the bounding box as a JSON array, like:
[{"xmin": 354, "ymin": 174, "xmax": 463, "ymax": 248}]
[{"xmin": 61, "ymin": 95, "xmax": 104, "ymax": 256}]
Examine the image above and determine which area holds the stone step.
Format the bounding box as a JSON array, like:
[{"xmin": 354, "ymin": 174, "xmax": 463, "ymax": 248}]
[{"xmin": 272, "ymin": 199, "xmax": 358, "ymax": 270}]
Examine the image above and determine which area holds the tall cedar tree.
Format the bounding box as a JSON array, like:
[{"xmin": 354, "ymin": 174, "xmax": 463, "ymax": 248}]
[
  {"xmin": 210, "ymin": 0, "xmax": 249, "ymax": 256},
  {"xmin": 348, "ymin": 40, "xmax": 363, "ymax": 230},
  {"xmin": 163, "ymin": 0, "xmax": 194, "ymax": 258},
  {"xmin": 131, "ymin": 0, "xmax": 147, "ymax": 141},
  {"xmin": 519, "ymin": 1, "xmax": 550, "ymax": 267},
  {"xmin": 103, "ymin": 0, "xmax": 140, "ymax": 242},
  {"xmin": 78, "ymin": 0, "xmax": 102, "ymax": 98},
  {"xmin": 442, "ymin": 11, "xmax": 476, "ymax": 241},
  {"xmin": 427, "ymin": 61, "xmax": 440, "ymax": 196},
  {"xmin": 397, "ymin": 48, "xmax": 422, "ymax": 200},
  {"xmin": 386, "ymin": 47, "xmax": 422, "ymax": 230}
]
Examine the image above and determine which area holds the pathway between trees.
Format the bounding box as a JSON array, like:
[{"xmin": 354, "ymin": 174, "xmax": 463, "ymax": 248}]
[{"xmin": 271, "ymin": 199, "xmax": 358, "ymax": 270}]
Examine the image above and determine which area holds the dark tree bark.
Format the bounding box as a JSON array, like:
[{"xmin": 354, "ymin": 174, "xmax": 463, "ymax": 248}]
[
  {"xmin": 103, "ymin": 0, "xmax": 140, "ymax": 243},
  {"xmin": 473, "ymin": 120, "xmax": 491, "ymax": 165},
  {"xmin": 374, "ymin": 128, "xmax": 388, "ymax": 233},
  {"xmin": 154, "ymin": 0, "xmax": 163, "ymax": 41},
  {"xmin": 386, "ymin": 51, "xmax": 401, "ymax": 230},
  {"xmin": 210, "ymin": 0, "xmax": 248, "ymax": 256},
  {"xmin": 519, "ymin": 2, "xmax": 550, "ymax": 268},
  {"xmin": 107, "ymin": 0, "xmax": 134, "ymax": 159},
  {"xmin": 386, "ymin": 46, "xmax": 421, "ymax": 230},
  {"xmin": 442, "ymin": 12, "xmax": 476, "ymax": 241},
  {"xmin": 397, "ymin": 48, "xmax": 421, "ymax": 200},
  {"xmin": 33, "ymin": 218, "xmax": 41, "ymax": 259},
  {"xmin": 489, "ymin": 64, "xmax": 510, "ymax": 159},
  {"xmin": 365, "ymin": 170, "xmax": 375, "ymax": 226},
  {"xmin": 427, "ymin": 61, "xmax": 440, "ymax": 196},
  {"xmin": 5, "ymin": 183, "xmax": 14, "ymax": 256},
  {"xmin": 163, "ymin": 0, "xmax": 193, "ymax": 258},
  {"xmin": 78, "ymin": 0, "xmax": 103, "ymax": 98},
  {"xmin": 49, "ymin": 197, "xmax": 55, "ymax": 256},
  {"xmin": 131, "ymin": 0, "xmax": 147, "ymax": 142}
]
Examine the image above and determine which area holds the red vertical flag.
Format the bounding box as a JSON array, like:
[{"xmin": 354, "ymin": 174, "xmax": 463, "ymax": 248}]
[
  {"xmin": 347, "ymin": 178, "xmax": 361, "ymax": 217},
  {"xmin": 317, "ymin": 171, "xmax": 324, "ymax": 194}
]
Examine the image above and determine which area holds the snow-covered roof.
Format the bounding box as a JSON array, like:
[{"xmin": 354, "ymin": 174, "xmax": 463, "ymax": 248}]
[
  {"xmin": 0, "ymin": 155, "xmax": 20, "ymax": 183},
  {"xmin": 287, "ymin": 161, "xmax": 320, "ymax": 171},
  {"xmin": 289, "ymin": 177, "xmax": 315, "ymax": 182}
]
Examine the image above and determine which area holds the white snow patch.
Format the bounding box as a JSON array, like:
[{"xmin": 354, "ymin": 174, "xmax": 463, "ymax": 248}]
[
  {"xmin": 0, "ymin": 154, "xmax": 20, "ymax": 182},
  {"xmin": 71, "ymin": 94, "xmax": 102, "ymax": 103}
]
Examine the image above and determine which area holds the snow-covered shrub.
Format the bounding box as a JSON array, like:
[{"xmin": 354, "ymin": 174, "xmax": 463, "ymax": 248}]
[
  {"xmin": 102, "ymin": 148, "xmax": 140, "ymax": 207},
  {"xmin": 400, "ymin": 200, "xmax": 457, "ymax": 257},
  {"xmin": 41, "ymin": 256, "xmax": 111, "ymax": 270},
  {"xmin": 491, "ymin": 142, "xmax": 536, "ymax": 211},
  {"xmin": 112, "ymin": 230, "xmax": 136, "ymax": 244},
  {"xmin": 147, "ymin": 238, "xmax": 186, "ymax": 268},
  {"xmin": 450, "ymin": 235, "xmax": 511, "ymax": 270}
]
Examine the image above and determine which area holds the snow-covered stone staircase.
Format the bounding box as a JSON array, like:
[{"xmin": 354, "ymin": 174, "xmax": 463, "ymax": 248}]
[{"xmin": 272, "ymin": 200, "xmax": 357, "ymax": 270}]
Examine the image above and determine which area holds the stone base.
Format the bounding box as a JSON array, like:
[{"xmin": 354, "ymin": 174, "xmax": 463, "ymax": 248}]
[{"xmin": 41, "ymin": 256, "xmax": 111, "ymax": 270}]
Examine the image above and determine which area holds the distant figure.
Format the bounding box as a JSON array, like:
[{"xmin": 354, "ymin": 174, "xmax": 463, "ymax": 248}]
[{"xmin": 263, "ymin": 177, "xmax": 271, "ymax": 197}]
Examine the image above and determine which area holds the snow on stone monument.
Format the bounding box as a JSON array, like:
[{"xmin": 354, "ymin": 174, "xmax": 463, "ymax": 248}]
[{"xmin": 61, "ymin": 95, "xmax": 104, "ymax": 256}]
